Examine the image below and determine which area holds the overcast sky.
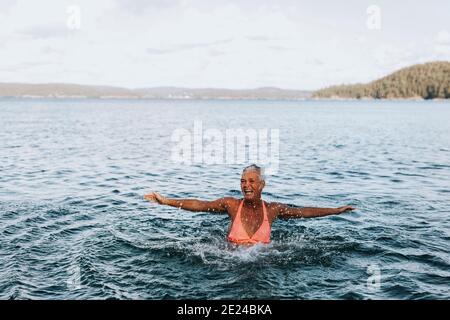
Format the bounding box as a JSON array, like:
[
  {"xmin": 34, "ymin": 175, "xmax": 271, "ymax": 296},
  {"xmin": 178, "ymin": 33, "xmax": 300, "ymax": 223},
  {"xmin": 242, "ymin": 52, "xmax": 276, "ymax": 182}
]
[{"xmin": 0, "ymin": 0, "xmax": 449, "ymax": 90}]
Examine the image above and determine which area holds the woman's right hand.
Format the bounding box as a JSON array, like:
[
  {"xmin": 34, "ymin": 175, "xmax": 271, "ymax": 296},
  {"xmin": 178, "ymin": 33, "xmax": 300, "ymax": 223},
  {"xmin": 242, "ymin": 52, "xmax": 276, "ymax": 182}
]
[{"xmin": 144, "ymin": 192, "xmax": 166, "ymax": 205}]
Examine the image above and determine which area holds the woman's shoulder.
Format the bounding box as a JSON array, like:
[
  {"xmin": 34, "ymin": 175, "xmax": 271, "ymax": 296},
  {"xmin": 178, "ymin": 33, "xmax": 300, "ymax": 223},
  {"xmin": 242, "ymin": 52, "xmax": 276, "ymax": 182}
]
[{"xmin": 222, "ymin": 197, "xmax": 241, "ymax": 218}]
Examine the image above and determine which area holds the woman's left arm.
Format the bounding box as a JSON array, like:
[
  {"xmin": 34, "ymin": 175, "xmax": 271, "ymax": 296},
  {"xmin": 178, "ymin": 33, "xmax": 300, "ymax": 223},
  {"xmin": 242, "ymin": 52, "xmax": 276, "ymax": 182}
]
[{"xmin": 272, "ymin": 203, "xmax": 355, "ymax": 218}]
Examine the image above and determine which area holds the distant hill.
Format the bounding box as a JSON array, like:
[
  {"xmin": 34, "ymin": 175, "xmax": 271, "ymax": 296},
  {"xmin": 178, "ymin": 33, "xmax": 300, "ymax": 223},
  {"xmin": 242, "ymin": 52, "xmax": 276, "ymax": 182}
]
[
  {"xmin": 135, "ymin": 86, "xmax": 311, "ymax": 99},
  {"xmin": 0, "ymin": 83, "xmax": 311, "ymax": 100},
  {"xmin": 313, "ymin": 61, "xmax": 450, "ymax": 99},
  {"xmin": 0, "ymin": 83, "xmax": 136, "ymax": 99}
]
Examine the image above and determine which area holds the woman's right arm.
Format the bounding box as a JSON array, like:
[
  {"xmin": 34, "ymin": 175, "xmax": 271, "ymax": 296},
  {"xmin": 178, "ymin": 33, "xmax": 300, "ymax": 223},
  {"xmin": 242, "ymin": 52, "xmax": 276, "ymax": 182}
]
[{"xmin": 144, "ymin": 192, "xmax": 232, "ymax": 213}]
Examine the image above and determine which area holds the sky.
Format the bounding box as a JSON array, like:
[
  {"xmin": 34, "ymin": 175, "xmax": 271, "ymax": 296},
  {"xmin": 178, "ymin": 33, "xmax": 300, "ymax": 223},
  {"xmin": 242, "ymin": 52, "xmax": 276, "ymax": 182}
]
[{"xmin": 0, "ymin": 0, "xmax": 449, "ymax": 90}]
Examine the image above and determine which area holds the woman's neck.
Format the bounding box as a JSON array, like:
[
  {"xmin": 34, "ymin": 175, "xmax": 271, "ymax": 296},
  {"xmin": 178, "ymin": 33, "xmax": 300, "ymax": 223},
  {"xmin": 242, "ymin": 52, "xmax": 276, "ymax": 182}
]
[{"xmin": 243, "ymin": 198, "xmax": 262, "ymax": 208}]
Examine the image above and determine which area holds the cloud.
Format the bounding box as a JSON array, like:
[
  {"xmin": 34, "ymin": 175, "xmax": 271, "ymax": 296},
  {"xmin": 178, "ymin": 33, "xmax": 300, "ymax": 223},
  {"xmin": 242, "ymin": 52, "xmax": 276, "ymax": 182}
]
[
  {"xmin": 146, "ymin": 38, "xmax": 233, "ymax": 55},
  {"xmin": 312, "ymin": 58, "xmax": 324, "ymax": 66},
  {"xmin": 208, "ymin": 48, "xmax": 226, "ymax": 57},
  {"xmin": 0, "ymin": 0, "xmax": 18, "ymax": 12},
  {"xmin": 19, "ymin": 23, "xmax": 69, "ymax": 39},
  {"xmin": 372, "ymin": 44, "xmax": 417, "ymax": 70},
  {"xmin": 113, "ymin": 0, "xmax": 184, "ymax": 15},
  {"xmin": 268, "ymin": 45, "xmax": 295, "ymax": 52},
  {"xmin": 433, "ymin": 30, "xmax": 450, "ymax": 58},
  {"xmin": 245, "ymin": 35, "xmax": 273, "ymax": 42},
  {"xmin": 436, "ymin": 30, "xmax": 450, "ymax": 44},
  {"xmin": 0, "ymin": 61, "xmax": 50, "ymax": 72},
  {"xmin": 41, "ymin": 45, "xmax": 64, "ymax": 55}
]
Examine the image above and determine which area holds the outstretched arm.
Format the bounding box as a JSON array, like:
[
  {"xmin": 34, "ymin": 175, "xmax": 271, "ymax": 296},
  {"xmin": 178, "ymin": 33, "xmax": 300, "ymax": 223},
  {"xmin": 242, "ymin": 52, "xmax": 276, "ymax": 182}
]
[
  {"xmin": 273, "ymin": 203, "xmax": 355, "ymax": 219},
  {"xmin": 144, "ymin": 192, "xmax": 231, "ymax": 214}
]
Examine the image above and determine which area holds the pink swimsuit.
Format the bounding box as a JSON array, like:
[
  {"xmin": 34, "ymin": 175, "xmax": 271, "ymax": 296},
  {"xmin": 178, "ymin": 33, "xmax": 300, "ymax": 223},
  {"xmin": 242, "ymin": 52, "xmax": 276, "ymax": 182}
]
[{"xmin": 227, "ymin": 200, "xmax": 271, "ymax": 244}]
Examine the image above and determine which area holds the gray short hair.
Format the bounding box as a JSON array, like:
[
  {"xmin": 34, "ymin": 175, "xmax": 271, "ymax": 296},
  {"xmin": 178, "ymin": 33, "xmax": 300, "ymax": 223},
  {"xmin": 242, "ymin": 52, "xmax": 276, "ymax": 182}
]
[{"xmin": 242, "ymin": 164, "xmax": 265, "ymax": 180}]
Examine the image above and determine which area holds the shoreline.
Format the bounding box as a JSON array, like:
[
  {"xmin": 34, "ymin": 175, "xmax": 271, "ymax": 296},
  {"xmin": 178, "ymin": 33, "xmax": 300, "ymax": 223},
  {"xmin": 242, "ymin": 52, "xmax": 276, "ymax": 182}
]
[{"xmin": 0, "ymin": 96, "xmax": 448, "ymax": 102}]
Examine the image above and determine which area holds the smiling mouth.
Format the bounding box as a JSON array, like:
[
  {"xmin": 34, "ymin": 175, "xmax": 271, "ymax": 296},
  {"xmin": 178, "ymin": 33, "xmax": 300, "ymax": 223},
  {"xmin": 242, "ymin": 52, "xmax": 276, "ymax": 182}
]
[{"xmin": 243, "ymin": 190, "xmax": 254, "ymax": 196}]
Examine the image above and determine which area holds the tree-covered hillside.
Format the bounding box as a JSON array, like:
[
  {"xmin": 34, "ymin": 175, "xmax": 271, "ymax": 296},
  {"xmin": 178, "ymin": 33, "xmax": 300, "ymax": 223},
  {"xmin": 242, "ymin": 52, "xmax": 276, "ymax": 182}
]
[{"xmin": 313, "ymin": 61, "xmax": 450, "ymax": 99}]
